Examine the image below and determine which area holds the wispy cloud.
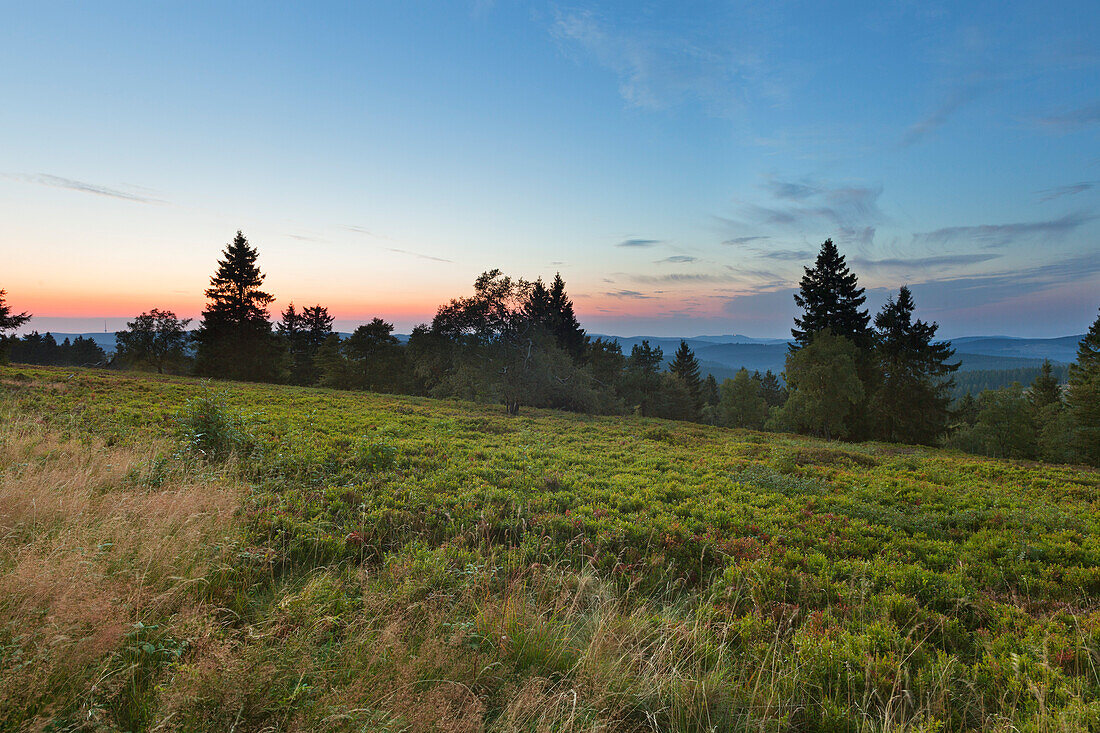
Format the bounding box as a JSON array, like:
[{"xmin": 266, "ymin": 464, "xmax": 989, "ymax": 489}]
[
  {"xmin": 657, "ymin": 255, "xmax": 697, "ymax": 264},
  {"xmin": 912, "ymin": 211, "xmax": 1094, "ymax": 247},
  {"xmin": 18, "ymin": 173, "xmax": 165, "ymax": 204},
  {"xmin": 549, "ymin": 8, "xmax": 781, "ymax": 114},
  {"xmin": 617, "ymin": 238, "xmax": 662, "ymax": 248},
  {"xmin": 1038, "ymin": 182, "xmax": 1095, "ymax": 202},
  {"xmin": 737, "ymin": 180, "xmax": 885, "ymax": 233},
  {"xmin": 604, "ymin": 289, "xmax": 655, "ymax": 299},
  {"xmin": 1036, "ymin": 100, "xmax": 1100, "ymax": 131},
  {"xmin": 901, "ymin": 83, "xmax": 984, "ymax": 146},
  {"xmin": 721, "ymin": 235, "xmax": 770, "ymax": 246},
  {"xmin": 632, "ymin": 272, "xmax": 739, "ymax": 284},
  {"xmin": 388, "ymin": 247, "xmax": 453, "ymax": 263},
  {"xmin": 853, "ymin": 253, "xmax": 1001, "ymax": 270}
]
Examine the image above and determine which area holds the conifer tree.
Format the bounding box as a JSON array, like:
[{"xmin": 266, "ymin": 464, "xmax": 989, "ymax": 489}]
[
  {"xmin": 193, "ymin": 231, "xmax": 284, "ymax": 382},
  {"xmin": 669, "ymin": 340, "xmax": 703, "ymax": 414},
  {"xmin": 1067, "ymin": 307, "xmax": 1100, "ymax": 464},
  {"xmin": 871, "ymin": 286, "xmax": 959, "ymax": 444},
  {"xmin": 279, "ymin": 303, "xmax": 333, "ymax": 385},
  {"xmin": 759, "ymin": 370, "xmax": 785, "ymax": 408},
  {"xmin": 792, "ymin": 239, "xmax": 871, "ymax": 349},
  {"xmin": 702, "ymin": 374, "xmax": 719, "ymax": 407},
  {"xmin": 0, "ymin": 289, "xmax": 31, "ymax": 364},
  {"xmin": 1029, "ymin": 360, "xmax": 1062, "ymax": 410},
  {"xmin": 522, "ymin": 273, "xmax": 587, "ymax": 359}
]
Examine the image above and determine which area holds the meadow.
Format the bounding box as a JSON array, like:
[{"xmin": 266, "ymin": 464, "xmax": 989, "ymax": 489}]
[{"xmin": 1, "ymin": 365, "xmax": 1098, "ymax": 732}]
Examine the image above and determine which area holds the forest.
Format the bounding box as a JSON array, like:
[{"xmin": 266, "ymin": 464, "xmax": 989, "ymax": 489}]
[{"xmin": 1, "ymin": 231, "xmax": 1098, "ymax": 466}]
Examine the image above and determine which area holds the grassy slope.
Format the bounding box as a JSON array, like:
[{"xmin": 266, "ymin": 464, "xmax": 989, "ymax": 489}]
[{"xmin": 1, "ymin": 365, "xmax": 1099, "ymax": 732}]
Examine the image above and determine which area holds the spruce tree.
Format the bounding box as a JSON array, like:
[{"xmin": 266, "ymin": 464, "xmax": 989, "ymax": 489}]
[
  {"xmin": 759, "ymin": 370, "xmax": 785, "ymax": 408},
  {"xmin": 871, "ymin": 286, "xmax": 959, "ymax": 444},
  {"xmin": 193, "ymin": 231, "xmax": 284, "ymax": 382},
  {"xmin": 547, "ymin": 273, "xmax": 587, "ymax": 359},
  {"xmin": 702, "ymin": 374, "xmax": 719, "ymax": 407},
  {"xmin": 1067, "ymin": 307, "xmax": 1100, "ymax": 464},
  {"xmin": 792, "ymin": 239, "xmax": 871, "ymax": 349},
  {"xmin": 669, "ymin": 340, "xmax": 703, "ymax": 414},
  {"xmin": 523, "ymin": 273, "xmax": 587, "ymax": 360},
  {"xmin": 0, "ymin": 289, "xmax": 31, "ymax": 364},
  {"xmin": 1029, "ymin": 360, "xmax": 1062, "ymax": 409}
]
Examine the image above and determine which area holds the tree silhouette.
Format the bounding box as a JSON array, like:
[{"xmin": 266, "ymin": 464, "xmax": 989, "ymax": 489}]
[
  {"xmin": 669, "ymin": 340, "xmax": 703, "ymax": 415},
  {"xmin": 115, "ymin": 309, "xmax": 192, "ymax": 373},
  {"xmin": 792, "ymin": 239, "xmax": 871, "ymax": 349},
  {"xmin": 0, "ymin": 289, "xmax": 31, "ymax": 364},
  {"xmin": 279, "ymin": 303, "xmax": 333, "ymax": 385},
  {"xmin": 1067, "ymin": 307, "xmax": 1100, "ymax": 463},
  {"xmin": 871, "ymin": 286, "xmax": 959, "ymax": 444},
  {"xmin": 193, "ymin": 231, "xmax": 283, "ymax": 382}
]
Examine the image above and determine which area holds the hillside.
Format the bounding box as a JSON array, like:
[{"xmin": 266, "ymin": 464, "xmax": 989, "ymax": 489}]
[{"xmin": 1, "ymin": 366, "xmax": 1098, "ymax": 731}]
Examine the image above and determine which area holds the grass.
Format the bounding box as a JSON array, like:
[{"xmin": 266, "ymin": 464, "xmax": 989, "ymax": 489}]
[{"xmin": 1, "ymin": 364, "xmax": 1098, "ymax": 731}]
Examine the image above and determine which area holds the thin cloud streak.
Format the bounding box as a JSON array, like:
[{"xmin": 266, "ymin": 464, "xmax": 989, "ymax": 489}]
[
  {"xmin": 617, "ymin": 238, "xmax": 662, "ymax": 248},
  {"xmin": 388, "ymin": 247, "xmax": 453, "ymax": 263},
  {"xmin": 1036, "ymin": 100, "xmax": 1100, "ymax": 131},
  {"xmin": 19, "ymin": 173, "xmax": 165, "ymax": 204},
  {"xmin": 1038, "ymin": 182, "xmax": 1094, "ymax": 202},
  {"xmin": 900, "ymin": 83, "xmax": 983, "ymax": 147},
  {"xmin": 912, "ymin": 212, "xmax": 1094, "ymax": 247}
]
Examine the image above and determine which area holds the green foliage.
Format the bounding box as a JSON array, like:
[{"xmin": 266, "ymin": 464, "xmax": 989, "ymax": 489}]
[
  {"xmin": 719, "ymin": 368, "xmax": 767, "ymax": 429},
  {"xmin": 775, "ymin": 330, "xmax": 865, "ymax": 439},
  {"xmin": 946, "ymin": 384, "xmax": 1037, "ymax": 459},
  {"xmin": 1067, "ymin": 308, "xmax": 1100, "ymax": 464},
  {"xmin": 174, "ymin": 387, "xmax": 258, "ymax": 462},
  {"xmin": 5, "ymin": 366, "xmax": 1100, "ymax": 729}
]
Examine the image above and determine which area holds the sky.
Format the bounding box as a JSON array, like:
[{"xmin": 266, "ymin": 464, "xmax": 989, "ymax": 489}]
[{"xmin": 1, "ymin": 0, "xmax": 1098, "ymax": 339}]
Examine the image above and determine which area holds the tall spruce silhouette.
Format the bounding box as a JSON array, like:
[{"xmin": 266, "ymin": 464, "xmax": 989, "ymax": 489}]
[
  {"xmin": 522, "ymin": 273, "xmax": 586, "ymax": 359},
  {"xmin": 669, "ymin": 340, "xmax": 703, "ymax": 413},
  {"xmin": 872, "ymin": 286, "xmax": 958, "ymax": 444},
  {"xmin": 1067, "ymin": 307, "xmax": 1100, "ymax": 463},
  {"xmin": 193, "ymin": 231, "xmax": 283, "ymax": 381},
  {"xmin": 792, "ymin": 239, "xmax": 871, "ymax": 349}
]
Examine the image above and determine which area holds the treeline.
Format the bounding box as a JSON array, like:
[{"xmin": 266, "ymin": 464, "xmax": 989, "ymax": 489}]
[
  {"xmin": 5, "ymin": 332, "xmax": 107, "ymax": 367},
  {"xmin": 1, "ymin": 233, "xmax": 1097, "ymax": 465},
  {"xmin": 952, "ymin": 364, "xmax": 1070, "ymax": 397}
]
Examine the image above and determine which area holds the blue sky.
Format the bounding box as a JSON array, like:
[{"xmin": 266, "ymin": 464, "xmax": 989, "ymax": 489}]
[{"xmin": 1, "ymin": 0, "xmax": 1098, "ymax": 337}]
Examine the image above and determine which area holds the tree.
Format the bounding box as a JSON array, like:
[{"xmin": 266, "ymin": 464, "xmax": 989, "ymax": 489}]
[
  {"xmin": 0, "ymin": 289, "xmax": 31, "ymax": 364},
  {"xmin": 1029, "ymin": 360, "xmax": 1062, "ymax": 410},
  {"xmin": 759, "ymin": 370, "xmax": 785, "ymax": 408},
  {"xmin": 871, "ymin": 286, "xmax": 959, "ymax": 444},
  {"xmin": 774, "ymin": 330, "xmax": 865, "ymax": 440},
  {"xmin": 946, "ymin": 385, "xmax": 1037, "ymax": 460},
  {"xmin": 114, "ymin": 309, "xmax": 192, "ymax": 373},
  {"xmin": 621, "ymin": 340, "xmax": 664, "ymax": 416},
  {"xmin": 524, "ymin": 273, "xmax": 587, "ymax": 359},
  {"xmin": 193, "ymin": 231, "xmax": 284, "ymax": 382},
  {"xmin": 719, "ymin": 368, "xmax": 767, "ymax": 429},
  {"xmin": 702, "ymin": 374, "xmax": 719, "ymax": 407},
  {"xmin": 279, "ymin": 303, "xmax": 333, "ymax": 385},
  {"xmin": 791, "ymin": 239, "xmax": 872, "ymax": 349},
  {"xmin": 1066, "ymin": 308, "xmax": 1100, "ymax": 464},
  {"xmin": 669, "ymin": 340, "xmax": 703, "ymax": 416}
]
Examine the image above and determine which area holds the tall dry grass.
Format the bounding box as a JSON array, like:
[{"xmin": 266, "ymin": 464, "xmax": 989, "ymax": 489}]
[{"xmin": 0, "ymin": 414, "xmax": 239, "ymax": 729}]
